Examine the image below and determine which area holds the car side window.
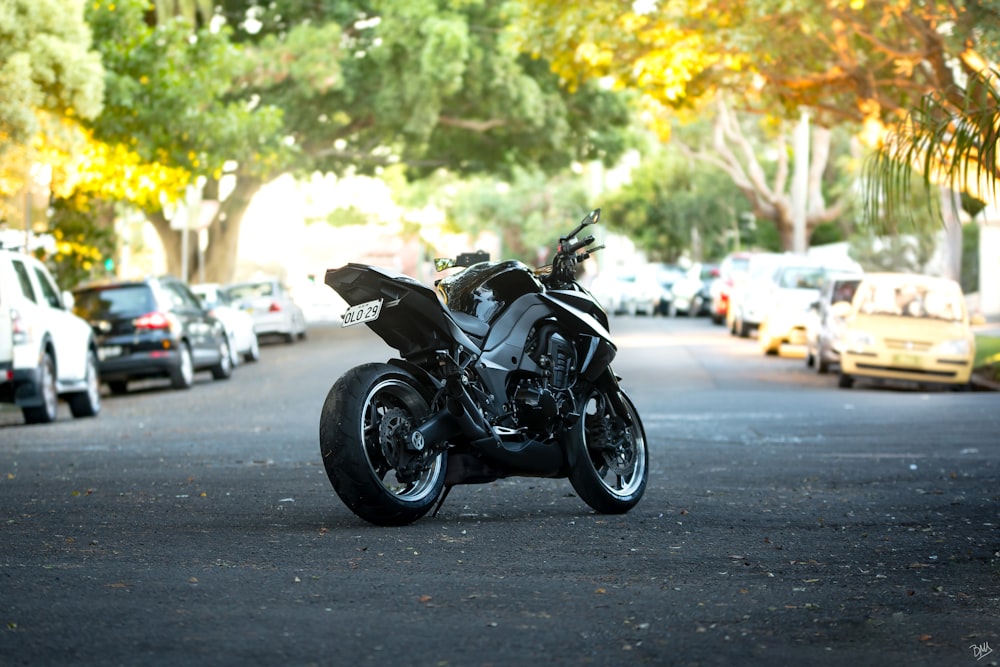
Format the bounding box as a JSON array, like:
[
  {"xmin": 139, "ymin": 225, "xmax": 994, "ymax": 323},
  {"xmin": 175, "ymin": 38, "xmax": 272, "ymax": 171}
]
[
  {"xmin": 167, "ymin": 282, "xmax": 202, "ymax": 311},
  {"xmin": 32, "ymin": 266, "xmax": 63, "ymax": 309},
  {"xmin": 12, "ymin": 259, "xmax": 37, "ymax": 304}
]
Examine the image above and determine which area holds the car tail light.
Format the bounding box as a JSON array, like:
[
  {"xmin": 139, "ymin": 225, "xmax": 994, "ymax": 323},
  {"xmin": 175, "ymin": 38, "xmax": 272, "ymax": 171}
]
[
  {"xmin": 134, "ymin": 311, "xmax": 172, "ymax": 331},
  {"xmin": 268, "ymin": 301, "xmax": 282, "ymax": 313},
  {"xmin": 10, "ymin": 308, "xmax": 29, "ymax": 344}
]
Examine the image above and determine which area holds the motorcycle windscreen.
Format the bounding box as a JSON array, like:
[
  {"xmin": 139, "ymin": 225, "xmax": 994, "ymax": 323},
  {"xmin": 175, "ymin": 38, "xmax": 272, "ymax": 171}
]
[{"xmin": 325, "ymin": 263, "xmax": 480, "ymax": 357}]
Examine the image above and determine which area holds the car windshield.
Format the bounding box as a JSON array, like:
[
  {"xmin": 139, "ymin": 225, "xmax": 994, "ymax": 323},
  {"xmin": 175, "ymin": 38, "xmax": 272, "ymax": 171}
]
[
  {"xmin": 855, "ymin": 281, "xmax": 964, "ymax": 322},
  {"xmin": 74, "ymin": 285, "xmax": 153, "ymax": 319},
  {"xmin": 778, "ymin": 267, "xmax": 826, "ymax": 290},
  {"xmin": 228, "ymin": 282, "xmax": 273, "ymax": 300}
]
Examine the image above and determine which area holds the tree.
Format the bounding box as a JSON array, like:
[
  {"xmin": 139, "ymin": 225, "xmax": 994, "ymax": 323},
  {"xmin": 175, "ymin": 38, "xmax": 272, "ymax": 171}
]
[
  {"xmin": 671, "ymin": 99, "xmax": 858, "ymax": 252},
  {"xmin": 599, "ymin": 140, "xmax": 747, "ymax": 262},
  {"xmin": 0, "ymin": 0, "xmax": 104, "ymax": 228},
  {"xmin": 512, "ymin": 1, "xmax": 1000, "ymax": 234},
  {"xmin": 76, "ymin": 0, "xmax": 633, "ymax": 283},
  {"xmin": 0, "ymin": 0, "xmax": 104, "ymax": 144}
]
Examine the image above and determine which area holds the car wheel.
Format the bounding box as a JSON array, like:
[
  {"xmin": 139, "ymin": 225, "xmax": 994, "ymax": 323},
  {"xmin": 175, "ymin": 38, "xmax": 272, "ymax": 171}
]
[
  {"xmin": 838, "ymin": 372, "xmax": 853, "ymax": 389},
  {"xmin": 23, "ymin": 352, "xmax": 58, "ymax": 424},
  {"xmin": 244, "ymin": 333, "xmax": 260, "ymax": 363},
  {"xmin": 737, "ymin": 318, "xmax": 750, "ymax": 339},
  {"xmin": 170, "ymin": 343, "xmax": 194, "ymax": 389},
  {"xmin": 227, "ymin": 331, "xmax": 241, "ymax": 367},
  {"xmin": 817, "ymin": 355, "xmax": 830, "ymax": 374},
  {"xmin": 68, "ymin": 349, "xmax": 101, "ymax": 418},
  {"xmin": 759, "ymin": 325, "xmax": 779, "ymax": 356},
  {"xmin": 805, "ymin": 347, "xmax": 815, "ymax": 368},
  {"xmin": 211, "ymin": 336, "xmax": 233, "ymax": 380}
]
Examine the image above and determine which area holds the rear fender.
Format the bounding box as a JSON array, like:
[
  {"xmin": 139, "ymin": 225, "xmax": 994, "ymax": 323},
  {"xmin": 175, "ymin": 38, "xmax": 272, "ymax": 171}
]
[{"xmin": 326, "ymin": 264, "xmax": 481, "ymax": 358}]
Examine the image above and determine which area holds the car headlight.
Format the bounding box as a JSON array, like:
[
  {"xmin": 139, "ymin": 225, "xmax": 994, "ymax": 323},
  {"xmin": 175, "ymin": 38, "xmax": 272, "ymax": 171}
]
[
  {"xmin": 933, "ymin": 338, "xmax": 970, "ymax": 356},
  {"xmin": 845, "ymin": 330, "xmax": 876, "ymax": 352}
]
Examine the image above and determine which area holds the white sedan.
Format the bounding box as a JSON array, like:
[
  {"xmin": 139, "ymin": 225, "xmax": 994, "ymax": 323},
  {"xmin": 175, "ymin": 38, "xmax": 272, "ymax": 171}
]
[
  {"xmin": 191, "ymin": 283, "xmax": 260, "ymax": 364},
  {"xmin": 226, "ymin": 278, "xmax": 308, "ymax": 343}
]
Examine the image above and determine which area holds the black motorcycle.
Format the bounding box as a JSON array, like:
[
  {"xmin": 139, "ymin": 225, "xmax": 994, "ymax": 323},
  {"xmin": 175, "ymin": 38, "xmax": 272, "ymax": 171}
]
[{"xmin": 320, "ymin": 208, "xmax": 648, "ymax": 525}]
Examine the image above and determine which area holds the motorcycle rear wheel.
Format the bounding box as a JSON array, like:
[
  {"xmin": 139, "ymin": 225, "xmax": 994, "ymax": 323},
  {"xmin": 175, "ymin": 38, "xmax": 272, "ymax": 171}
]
[
  {"xmin": 320, "ymin": 363, "xmax": 446, "ymax": 526},
  {"xmin": 568, "ymin": 386, "xmax": 648, "ymax": 514}
]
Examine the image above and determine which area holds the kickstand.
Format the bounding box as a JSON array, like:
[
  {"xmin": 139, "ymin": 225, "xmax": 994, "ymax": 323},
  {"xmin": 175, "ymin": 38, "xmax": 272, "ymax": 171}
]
[{"xmin": 432, "ymin": 485, "xmax": 454, "ymax": 518}]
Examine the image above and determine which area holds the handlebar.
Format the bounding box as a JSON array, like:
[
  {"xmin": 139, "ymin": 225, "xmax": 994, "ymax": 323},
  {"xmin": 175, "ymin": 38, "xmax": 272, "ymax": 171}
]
[{"xmin": 560, "ymin": 234, "xmax": 595, "ymax": 256}]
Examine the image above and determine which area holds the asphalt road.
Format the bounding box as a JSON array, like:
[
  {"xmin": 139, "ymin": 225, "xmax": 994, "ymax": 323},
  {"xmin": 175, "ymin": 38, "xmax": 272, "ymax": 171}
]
[{"xmin": 1, "ymin": 315, "xmax": 998, "ymax": 667}]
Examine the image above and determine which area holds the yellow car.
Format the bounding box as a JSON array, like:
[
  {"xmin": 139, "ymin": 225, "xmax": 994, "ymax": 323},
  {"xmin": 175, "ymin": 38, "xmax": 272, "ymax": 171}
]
[{"xmin": 837, "ymin": 273, "xmax": 975, "ymax": 389}]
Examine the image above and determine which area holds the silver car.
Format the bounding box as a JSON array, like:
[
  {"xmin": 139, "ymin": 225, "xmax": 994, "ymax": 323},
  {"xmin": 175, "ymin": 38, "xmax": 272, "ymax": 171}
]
[
  {"xmin": 805, "ymin": 276, "xmax": 863, "ymax": 373},
  {"xmin": 226, "ymin": 278, "xmax": 307, "ymax": 343}
]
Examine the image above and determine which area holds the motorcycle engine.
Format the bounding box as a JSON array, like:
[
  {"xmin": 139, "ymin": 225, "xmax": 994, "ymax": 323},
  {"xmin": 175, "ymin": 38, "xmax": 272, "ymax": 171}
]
[{"xmin": 510, "ymin": 327, "xmax": 577, "ymax": 438}]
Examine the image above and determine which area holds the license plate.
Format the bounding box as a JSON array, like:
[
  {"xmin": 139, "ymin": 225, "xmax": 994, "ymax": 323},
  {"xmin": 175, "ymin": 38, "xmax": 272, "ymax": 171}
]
[
  {"xmin": 342, "ymin": 299, "xmax": 383, "ymax": 327},
  {"xmin": 892, "ymin": 353, "xmax": 921, "ymax": 368},
  {"xmin": 98, "ymin": 345, "xmax": 123, "ymax": 360}
]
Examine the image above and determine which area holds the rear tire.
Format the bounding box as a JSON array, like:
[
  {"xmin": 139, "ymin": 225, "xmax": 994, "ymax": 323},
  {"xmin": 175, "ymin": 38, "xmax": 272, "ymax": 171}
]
[
  {"xmin": 567, "ymin": 385, "xmax": 648, "ymax": 514},
  {"xmin": 68, "ymin": 349, "xmax": 101, "ymax": 418},
  {"xmin": 23, "ymin": 352, "xmax": 58, "ymax": 424},
  {"xmin": 319, "ymin": 363, "xmax": 446, "ymax": 526},
  {"xmin": 244, "ymin": 334, "xmax": 260, "ymax": 363}
]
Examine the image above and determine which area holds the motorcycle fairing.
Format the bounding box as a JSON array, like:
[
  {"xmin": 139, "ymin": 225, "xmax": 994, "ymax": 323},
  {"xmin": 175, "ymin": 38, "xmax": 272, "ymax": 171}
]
[{"xmin": 326, "ymin": 264, "xmax": 482, "ymax": 358}]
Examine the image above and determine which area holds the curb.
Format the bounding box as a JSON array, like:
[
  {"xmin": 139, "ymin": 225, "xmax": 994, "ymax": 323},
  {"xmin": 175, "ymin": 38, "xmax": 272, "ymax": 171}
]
[{"xmin": 971, "ymin": 369, "xmax": 1000, "ymax": 391}]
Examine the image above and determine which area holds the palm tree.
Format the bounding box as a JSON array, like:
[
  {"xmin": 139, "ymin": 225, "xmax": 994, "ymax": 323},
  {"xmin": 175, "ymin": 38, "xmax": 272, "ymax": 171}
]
[{"xmin": 865, "ymin": 67, "xmax": 1000, "ymax": 227}]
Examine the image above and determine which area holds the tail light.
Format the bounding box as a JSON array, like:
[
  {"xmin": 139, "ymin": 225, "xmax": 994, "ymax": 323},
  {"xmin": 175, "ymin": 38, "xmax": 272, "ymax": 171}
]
[
  {"xmin": 268, "ymin": 301, "xmax": 282, "ymax": 313},
  {"xmin": 10, "ymin": 308, "xmax": 29, "ymax": 344},
  {"xmin": 134, "ymin": 311, "xmax": 173, "ymax": 331}
]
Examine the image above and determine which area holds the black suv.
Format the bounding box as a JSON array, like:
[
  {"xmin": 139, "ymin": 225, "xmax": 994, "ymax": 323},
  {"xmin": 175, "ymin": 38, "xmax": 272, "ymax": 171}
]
[{"xmin": 72, "ymin": 276, "xmax": 232, "ymax": 394}]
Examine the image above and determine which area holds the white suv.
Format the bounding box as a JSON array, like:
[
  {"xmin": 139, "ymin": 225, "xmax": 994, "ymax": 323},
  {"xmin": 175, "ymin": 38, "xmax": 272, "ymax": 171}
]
[{"xmin": 0, "ymin": 248, "xmax": 101, "ymax": 424}]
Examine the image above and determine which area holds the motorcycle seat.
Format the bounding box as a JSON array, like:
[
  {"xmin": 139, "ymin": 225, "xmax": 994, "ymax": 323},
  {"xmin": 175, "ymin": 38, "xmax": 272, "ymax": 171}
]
[{"xmin": 449, "ymin": 310, "xmax": 489, "ymax": 341}]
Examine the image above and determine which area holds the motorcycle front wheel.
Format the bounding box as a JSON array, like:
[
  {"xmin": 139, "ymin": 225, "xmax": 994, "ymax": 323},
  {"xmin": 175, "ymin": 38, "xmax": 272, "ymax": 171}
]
[
  {"xmin": 319, "ymin": 363, "xmax": 446, "ymax": 526},
  {"xmin": 567, "ymin": 385, "xmax": 648, "ymax": 514}
]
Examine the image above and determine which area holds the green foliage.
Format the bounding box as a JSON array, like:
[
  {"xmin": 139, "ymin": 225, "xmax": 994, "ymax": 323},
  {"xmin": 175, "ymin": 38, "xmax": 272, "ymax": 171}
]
[
  {"xmin": 42, "ymin": 197, "xmax": 117, "ymax": 289},
  {"xmin": 441, "ymin": 168, "xmax": 590, "ymax": 265},
  {"xmin": 962, "ymin": 221, "xmax": 980, "ymax": 295},
  {"xmin": 0, "ymin": 0, "xmax": 104, "ymax": 143},
  {"xmin": 85, "ymin": 0, "xmax": 286, "ymax": 180},
  {"xmin": 219, "ymin": 0, "xmax": 633, "ymax": 179},
  {"xmin": 599, "ymin": 147, "xmax": 747, "ymax": 262}
]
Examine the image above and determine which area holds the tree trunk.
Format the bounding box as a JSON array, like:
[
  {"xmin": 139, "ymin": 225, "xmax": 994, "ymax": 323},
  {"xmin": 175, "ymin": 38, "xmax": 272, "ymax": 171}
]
[
  {"xmin": 939, "ymin": 185, "xmax": 963, "ymax": 283},
  {"xmin": 147, "ymin": 174, "xmax": 264, "ymax": 284},
  {"xmin": 685, "ymin": 100, "xmax": 847, "ymax": 253},
  {"xmin": 201, "ymin": 175, "xmax": 263, "ymax": 284}
]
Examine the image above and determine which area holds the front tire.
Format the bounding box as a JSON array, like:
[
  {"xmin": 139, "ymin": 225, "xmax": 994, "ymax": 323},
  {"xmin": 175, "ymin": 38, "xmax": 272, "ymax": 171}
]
[
  {"xmin": 319, "ymin": 363, "xmax": 446, "ymax": 526},
  {"xmin": 170, "ymin": 343, "xmax": 194, "ymax": 389},
  {"xmin": 68, "ymin": 349, "xmax": 101, "ymax": 418},
  {"xmin": 567, "ymin": 385, "xmax": 648, "ymax": 514},
  {"xmin": 210, "ymin": 336, "xmax": 233, "ymax": 380}
]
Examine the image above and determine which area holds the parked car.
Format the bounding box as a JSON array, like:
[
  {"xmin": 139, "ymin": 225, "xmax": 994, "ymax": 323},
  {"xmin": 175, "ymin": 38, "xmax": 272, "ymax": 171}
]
[
  {"xmin": 72, "ymin": 276, "xmax": 232, "ymax": 394},
  {"xmin": 804, "ymin": 275, "xmax": 863, "ymax": 373},
  {"xmin": 668, "ymin": 263, "xmax": 719, "ymax": 316},
  {"xmin": 757, "ymin": 258, "xmax": 863, "ymax": 355},
  {"xmin": 726, "ymin": 252, "xmax": 784, "ymax": 337},
  {"xmin": 226, "ymin": 278, "xmax": 307, "ymax": 342},
  {"xmin": 0, "ymin": 248, "xmax": 101, "ymax": 423},
  {"xmin": 709, "ymin": 252, "xmax": 753, "ymax": 325},
  {"xmin": 837, "ymin": 273, "xmax": 975, "ymax": 390},
  {"xmin": 191, "ymin": 283, "xmax": 260, "ymax": 365},
  {"xmin": 644, "ymin": 263, "xmax": 687, "ymax": 315}
]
